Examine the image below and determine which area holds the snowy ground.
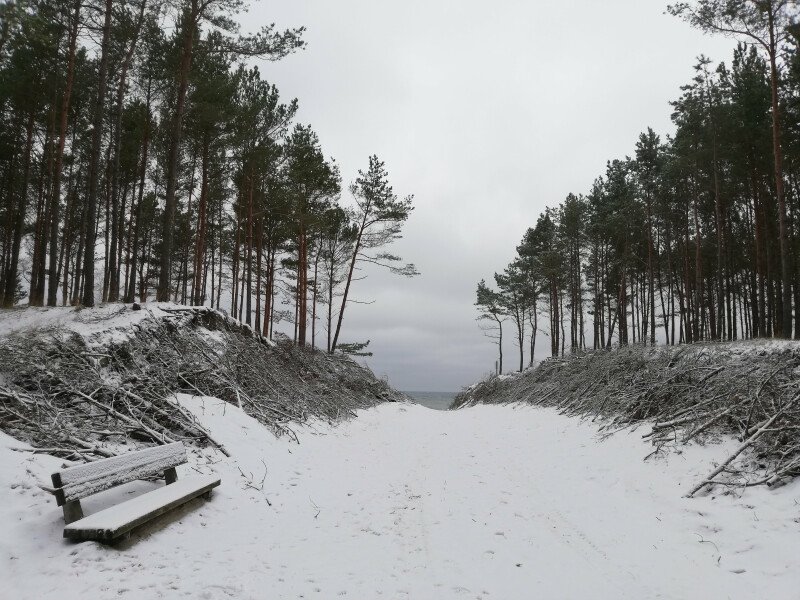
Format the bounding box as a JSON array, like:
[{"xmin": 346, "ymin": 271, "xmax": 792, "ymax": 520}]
[{"xmin": 2, "ymin": 399, "xmax": 799, "ymax": 599}]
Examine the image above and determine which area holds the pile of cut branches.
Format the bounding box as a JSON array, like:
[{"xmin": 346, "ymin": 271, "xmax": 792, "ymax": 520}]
[
  {"xmin": 0, "ymin": 305, "xmax": 405, "ymax": 462},
  {"xmin": 452, "ymin": 341, "xmax": 800, "ymax": 494}
]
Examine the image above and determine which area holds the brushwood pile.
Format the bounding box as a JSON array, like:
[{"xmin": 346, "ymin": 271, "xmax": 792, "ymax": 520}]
[
  {"xmin": 453, "ymin": 341, "xmax": 800, "ymax": 494},
  {"xmin": 0, "ymin": 304, "xmax": 406, "ymax": 461}
]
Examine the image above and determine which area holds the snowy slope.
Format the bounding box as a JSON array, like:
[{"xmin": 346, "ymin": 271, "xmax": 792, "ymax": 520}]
[{"xmin": 2, "ymin": 398, "xmax": 799, "ymax": 599}]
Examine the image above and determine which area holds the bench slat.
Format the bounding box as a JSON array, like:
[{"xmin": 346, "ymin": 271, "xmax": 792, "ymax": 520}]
[
  {"xmin": 52, "ymin": 442, "xmax": 186, "ymax": 505},
  {"xmin": 63, "ymin": 474, "xmax": 221, "ymax": 542}
]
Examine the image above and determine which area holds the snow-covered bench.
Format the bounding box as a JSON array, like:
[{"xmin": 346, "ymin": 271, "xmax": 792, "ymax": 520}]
[{"xmin": 50, "ymin": 442, "xmax": 220, "ymax": 542}]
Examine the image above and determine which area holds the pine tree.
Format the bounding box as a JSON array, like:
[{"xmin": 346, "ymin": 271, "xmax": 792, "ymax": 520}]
[
  {"xmin": 475, "ymin": 279, "xmax": 506, "ymax": 375},
  {"xmin": 330, "ymin": 156, "xmax": 417, "ymax": 353},
  {"xmin": 669, "ymin": 0, "xmax": 799, "ymax": 337}
]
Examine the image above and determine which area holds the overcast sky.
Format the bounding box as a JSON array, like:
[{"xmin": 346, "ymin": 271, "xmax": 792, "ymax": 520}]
[{"xmin": 244, "ymin": 1, "xmax": 736, "ymax": 392}]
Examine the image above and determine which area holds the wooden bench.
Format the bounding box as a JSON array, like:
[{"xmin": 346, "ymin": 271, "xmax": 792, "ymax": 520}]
[{"xmin": 51, "ymin": 442, "xmax": 220, "ymax": 542}]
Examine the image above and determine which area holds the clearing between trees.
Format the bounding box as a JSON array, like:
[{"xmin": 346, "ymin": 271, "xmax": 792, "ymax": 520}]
[{"xmin": 1, "ymin": 307, "xmax": 799, "ymax": 599}]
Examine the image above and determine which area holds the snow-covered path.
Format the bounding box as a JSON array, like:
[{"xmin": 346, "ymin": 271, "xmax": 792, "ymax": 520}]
[{"xmin": 3, "ymin": 401, "xmax": 799, "ymax": 599}]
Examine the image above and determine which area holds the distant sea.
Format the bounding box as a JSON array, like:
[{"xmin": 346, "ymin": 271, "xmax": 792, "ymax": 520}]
[{"xmin": 403, "ymin": 391, "xmax": 457, "ymax": 411}]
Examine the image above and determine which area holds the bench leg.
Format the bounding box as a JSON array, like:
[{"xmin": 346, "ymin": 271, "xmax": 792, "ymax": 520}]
[
  {"xmin": 110, "ymin": 532, "xmax": 132, "ymax": 547},
  {"xmin": 164, "ymin": 467, "xmax": 178, "ymax": 485},
  {"xmin": 63, "ymin": 500, "xmax": 84, "ymax": 525}
]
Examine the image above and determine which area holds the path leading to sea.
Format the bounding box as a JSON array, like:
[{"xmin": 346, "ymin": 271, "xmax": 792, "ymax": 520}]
[{"xmin": 3, "ymin": 400, "xmax": 798, "ymax": 599}]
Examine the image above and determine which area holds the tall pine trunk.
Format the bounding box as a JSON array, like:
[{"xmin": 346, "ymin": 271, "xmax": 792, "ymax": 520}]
[
  {"xmin": 125, "ymin": 87, "xmax": 151, "ymax": 302},
  {"xmin": 157, "ymin": 0, "xmax": 197, "ymax": 301},
  {"xmin": 48, "ymin": 0, "xmax": 81, "ymax": 306},
  {"xmin": 767, "ymin": 14, "xmax": 792, "ymax": 338},
  {"xmin": 81, "ymin": 0, "xmax": 113, "ymax": 307},
  {"xmin": 192, "ymin": 136, "xmax": 209, "ymax": 305},
  {"xmin": 109, "ymin": 0, "xmax": 146, "ymax": 302},
  {"xmin": 2, "ymin": 112, "xmax": 35, "ymax": 308}
]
